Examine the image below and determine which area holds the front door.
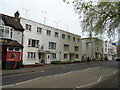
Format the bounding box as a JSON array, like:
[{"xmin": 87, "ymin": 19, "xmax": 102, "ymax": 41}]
[{"xmin": 38, "ymin": 53, "xmax": 45, "ymax": 63}]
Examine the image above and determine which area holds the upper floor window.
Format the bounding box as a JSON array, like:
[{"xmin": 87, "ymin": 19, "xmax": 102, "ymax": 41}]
[
  {"xmin": 64, "ymin": 44, "xmax": 69, "ymax": 51},
  {"xmin": 28, "ymin": 39, "xmax": 39, "ymax": 48},
  {"xmin": 73, "ymin": 37, "xmax": 76, "ymax": 41},
  {"xmin": 49, "ymin": 42, "xmax": 56, "ymax": 50},
  {"xmin": 37, "ymin": 27, "xmax": 42, "ymax": 34},
  {"xmin": 26, "ymin": 24, "xmax": 31, "ymax": 31},
  {"xmin": 62, "ymin": 34, "xmax": 65, "ymax": 39},
  {"xmin": 47, "ymin": 30, "xmax": 51, "ymax": 35},
  {"xmin": 55, "ymin": 32, "xmax": 58, "ymax": 37},
  {"xmin": 68, "ymin": 35, "xmax": 71, "ymax": 40},
  {"xmin": 0, "ymin": 25, "xmax": 13, "ymax": 38}
]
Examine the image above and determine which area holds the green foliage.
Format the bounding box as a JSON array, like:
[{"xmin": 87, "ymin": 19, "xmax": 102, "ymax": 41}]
[
  {"xmin": 66, "ymin": 0, "xmax": 120, "ymax": 39},
  {"xmin": 51, "ymin": 61, "xmax": 61, "ymax": 64}
]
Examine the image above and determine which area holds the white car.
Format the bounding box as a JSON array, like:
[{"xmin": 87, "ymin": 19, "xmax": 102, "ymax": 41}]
[{"xmin": 115, "ymin": 57, "xmax": 120, "ymax": 61}]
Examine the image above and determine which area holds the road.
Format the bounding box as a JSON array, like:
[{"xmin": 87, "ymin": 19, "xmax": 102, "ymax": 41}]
[{"xmin": 2, "ymin": 61, "xmax": 120, "ymax": 89}]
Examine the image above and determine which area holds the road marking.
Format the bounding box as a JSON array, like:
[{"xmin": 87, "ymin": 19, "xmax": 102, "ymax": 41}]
[
  {"xmin": 2, "ymin": 67, "xmax": 93, "ymax": 87},
  {"xmin": 76, "ymin": 70, "xmax": 118, "ymax": 88},
  {"xmin": 41, "ymin": 71, "xmax": 44, "ymax": 72},
  {"xmin": 76, "ymin": 82, "xmax": 98, "ymax": 88},
  {"xmin": 3, "ymin": 70, "xmax": 45, "ymax": 77},
  {"xmin": 3, "ymin": 67, "xmax": 104, "ymax": 88}
]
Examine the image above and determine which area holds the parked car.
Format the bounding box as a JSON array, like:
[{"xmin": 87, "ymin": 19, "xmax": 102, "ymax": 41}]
[{"xmin": 115, "ymin": 57, "xmax": 120, "ymax": 61}]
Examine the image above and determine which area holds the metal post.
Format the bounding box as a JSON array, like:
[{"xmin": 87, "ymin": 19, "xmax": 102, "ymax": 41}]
[{"xmin": 42, "ymin": 11, "xmax": 47, "ymax": 25}]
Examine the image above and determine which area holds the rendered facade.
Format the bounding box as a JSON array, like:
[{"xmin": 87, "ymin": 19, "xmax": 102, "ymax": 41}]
[
  {"xmin": 81, "ymin": 38, "xmax": 117, "ymax": 61},
  {"xmin": 20, "ymin": 17, "xmax": 82, "ymax": 65}
]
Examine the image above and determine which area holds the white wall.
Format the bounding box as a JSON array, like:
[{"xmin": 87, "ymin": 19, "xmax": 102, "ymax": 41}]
[
  {"xmin": 20, "ymin": 17, "xmax": 82, "ymax": 65},
  {"xmin": 13, "ymin": 30, "xmax": 23, "ymax": 44}
]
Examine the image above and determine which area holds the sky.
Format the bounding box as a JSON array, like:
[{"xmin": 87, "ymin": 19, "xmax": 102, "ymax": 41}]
[
  {"xmin": 0, "ymin": 0, "xmax": 87, "ymax": 38},
  {"xmin": 0, "ymin": 0, "xmax": 118, "ymax": 42}
]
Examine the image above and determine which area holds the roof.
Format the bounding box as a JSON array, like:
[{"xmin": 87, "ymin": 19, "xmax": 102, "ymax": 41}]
[
  {"xmin": 0, "ymin": 38, "xmax": 23, "ymax": 48},
  {"xmin": 0, "ymin": 14, "xmax": 24, "ymax": 31}
]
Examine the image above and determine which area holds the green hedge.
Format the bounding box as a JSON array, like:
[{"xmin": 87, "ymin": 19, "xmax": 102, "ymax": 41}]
[{"xmin": 51, "ymin": 61, "xmax": 61, "ymax": 64}]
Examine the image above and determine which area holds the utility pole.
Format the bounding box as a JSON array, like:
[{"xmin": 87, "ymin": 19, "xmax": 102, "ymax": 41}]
[
  {"xmin": 22, "ymin": 7, "xmax": 29, "ymax": 19},
  {"xmin": 41, "ymin": 11, "xmax": 47, "ymax": 25}
]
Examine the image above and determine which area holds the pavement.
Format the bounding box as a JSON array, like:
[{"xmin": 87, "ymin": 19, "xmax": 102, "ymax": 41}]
[{"xmin": 2, "ymin": 61, "xmax": 113, "ymax": 76}]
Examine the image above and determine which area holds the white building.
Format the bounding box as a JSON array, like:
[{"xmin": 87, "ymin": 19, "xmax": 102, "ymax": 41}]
[
  {"xmin": 82, "ymin": 38, "xmax": 117, "ymax": 61},
  {"xmin": 82, "ymin": 38, "xmax": 104, "ymax": 61},
  {"xmin": 20, "ymin": 17, "xmax": 82, "ymax": 65},
  {"xmin": 104, "ymin": 41, "xmax": 117, "ymax": 60}
]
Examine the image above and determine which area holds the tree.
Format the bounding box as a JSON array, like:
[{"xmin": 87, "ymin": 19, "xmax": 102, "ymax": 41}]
[{"xmin": 64, "ymin": 0, "xmax": 120, "ymax": 56}]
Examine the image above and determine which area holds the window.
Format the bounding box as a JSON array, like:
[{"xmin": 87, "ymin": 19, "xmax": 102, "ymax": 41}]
[
  {"xmin": 49, "ymin": 42, "xmax": 56, "ymax": 50},
  {"xmin": 52, "ymin": 53, "xmax": 56, "ymax": 59},
  {"xmin": 55, "ymin": 32, "xmax": 58, "ymax": 37},
  {"xmin": 64, "ymin": 44, "xmax": 69, "ymax": 51},
  {"xmin": 27, "ymin": 52, "xmax": 36, "ymax": 59},
  {"xmin": 10, "ymin": 28, "xmax": 13, "ymax": 38},
  {"xmin": 15, "ymin": 48, "xmax": 19, "ymax": 51},
  {"xmin": 73, "ymin": 37, "xmax": 76, "ymax": 41},
  {"xmin": 26, "ymin": 24, "xmax": 31, "ymax": 31},
  {"xmin": 0, "ymin": 26, "xmax": 13, "ymax": 38},
  {"xmin": 76, "ymin": 54, "xmax": 79, "ymax": 58},
  {"xmin": 0, "ymin": 26, "xmax": 4, "ymax": 37},
  {"xmin": 4, "ymin": 27, "xmax": 9, "ymax": 37},
  {"xmin": 68, "ymin": 35, "xmax": 71, "ymax": 40},
  {"xmin": 47, "ymin": 30, "xmax": 51, "ymax": 35},
  {"xmin": 9, "ymin": 47, "xmax": 14, "ymax": 51},
  {"xmin": 78, "ymin": 38, "xmax": 80, "ymax": 42},
  {"xmin": 62, "ymin": 34, "xmax": 65, "ymax": 39},
  {"xmin": 37, "ymin": 27, "xmax": 42, "ymax": 34},
  {"xmin": 75, "ymin": 46, "xmax": 79, "ymax": 52},
  {"xmin": 64, "ymin": 54, "xmax": 68, "ymax": 59},
  {"xmin": 28, "ymin": 39, "xmax": 39, "ymax": 47}
]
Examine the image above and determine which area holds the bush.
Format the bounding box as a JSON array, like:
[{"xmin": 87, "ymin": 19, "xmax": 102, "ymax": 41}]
[{"xmin": 51, "ymin": 61, "xmax": 61, "ymax": 64}]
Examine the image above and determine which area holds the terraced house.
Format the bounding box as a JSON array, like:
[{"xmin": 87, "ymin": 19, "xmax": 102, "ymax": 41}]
[
  {"xmin": 0, "ymin": 11, "xmax": 24, "ymax": 69},
  {"xmin": 20, "ymin": 17, "xmax": 82, "ymax": 65}
]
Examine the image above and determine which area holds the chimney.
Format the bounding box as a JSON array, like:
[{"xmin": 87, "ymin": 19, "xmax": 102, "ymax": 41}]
[{"xmin": 14, "ymin": 11, "xmax": 20, "ymax": 20}]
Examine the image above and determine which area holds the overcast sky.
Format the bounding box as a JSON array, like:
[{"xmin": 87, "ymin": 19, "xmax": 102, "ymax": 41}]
[
  {"xmin": 0, "ymin": 0, "xmax": 118, "ymax": 42},
  {"xmin": 0, "ymin": 0, "xmax": 88, "ymax": 38}
]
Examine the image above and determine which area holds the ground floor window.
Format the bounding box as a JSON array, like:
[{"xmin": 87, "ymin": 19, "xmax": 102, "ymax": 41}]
[
  {"xmin": 76, "ymin": 54, "xmax": 79, "ymax": 58},
  {"xmin": 51, "ymin": 53, "xmax": 56, "ymax": 59},
  {"xmin": 28, "ymin": 52, "xmax": 36, "ymax": 59},
  {"xmin": 64, "ymin": 54, "xmax": 68, "ymax": 59}
]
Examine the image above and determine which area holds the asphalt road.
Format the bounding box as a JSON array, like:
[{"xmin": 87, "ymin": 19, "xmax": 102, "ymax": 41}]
[{"xmin": 2, "ymin": 61, "xmax": 120, "ymax": 89}]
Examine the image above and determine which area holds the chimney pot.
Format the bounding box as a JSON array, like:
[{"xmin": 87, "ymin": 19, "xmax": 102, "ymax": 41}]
[{"xmin": 14, "ymin": 11, "xmax": 20, "ymax": 20}]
